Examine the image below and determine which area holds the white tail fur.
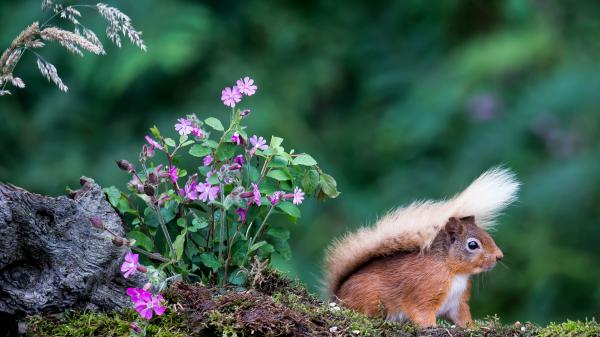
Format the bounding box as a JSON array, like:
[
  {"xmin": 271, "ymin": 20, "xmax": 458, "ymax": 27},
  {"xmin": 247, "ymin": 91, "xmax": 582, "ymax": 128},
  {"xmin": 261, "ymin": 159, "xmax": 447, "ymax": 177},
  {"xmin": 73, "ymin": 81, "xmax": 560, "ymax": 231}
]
[{"xmin": 325, "ymin": 167, "xmax": 519, "ymax": 296}]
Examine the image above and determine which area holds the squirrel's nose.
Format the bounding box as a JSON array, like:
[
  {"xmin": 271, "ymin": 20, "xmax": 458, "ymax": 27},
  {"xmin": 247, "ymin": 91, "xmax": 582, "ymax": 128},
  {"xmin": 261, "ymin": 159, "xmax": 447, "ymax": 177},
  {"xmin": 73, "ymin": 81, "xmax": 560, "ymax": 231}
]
[{"xmin": 496, "ymin": 253, "xmax": 503, "ymax": 262}]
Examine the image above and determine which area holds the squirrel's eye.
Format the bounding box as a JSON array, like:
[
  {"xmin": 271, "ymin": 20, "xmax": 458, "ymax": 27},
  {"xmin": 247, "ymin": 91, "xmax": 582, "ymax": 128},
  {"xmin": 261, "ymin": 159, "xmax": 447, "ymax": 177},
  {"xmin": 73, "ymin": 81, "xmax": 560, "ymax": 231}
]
[{"xmin": 467, "ymin": 239, "xmax": 480, "ymax": 251}]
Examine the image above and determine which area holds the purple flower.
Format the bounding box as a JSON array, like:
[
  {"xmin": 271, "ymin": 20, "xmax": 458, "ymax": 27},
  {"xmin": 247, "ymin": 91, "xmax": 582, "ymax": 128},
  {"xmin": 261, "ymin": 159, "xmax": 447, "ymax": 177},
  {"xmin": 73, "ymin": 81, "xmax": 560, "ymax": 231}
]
[
  {"xmin": 127, "ymin": 287, "xmax": 145, "ymax": 303},
  {"xmin": 180, "ymin": 178, "xmax": 198, "ymax": 200},
  {"xmin": 268, "ymin": 191, "xmax": 284, "ymax": 205},
  {"xmin": 191, "ymin": 127, "xmax": 205, "ymax": 138},
  {"xmin": 236, "ymin": 208, "xmax": 247, "ymax": 222},
  {"xmin": 249, "ymin": 135, "xmax": 268, "ymax": 155},
  {"xmin": 175, "ymin": 118, "xmax": 194, "ymax": 135},
  {"xmin": 145, "ymin": 136, "xmax": 163, "ymax": 151},
  {"xmin": 236, "ymin": 76, "xmax": 257, "ymax": 96},
  {"xmin": 168, "ymin": 166, "xmax": 178, "ymax": 184},
  {"xmin": 231, "ymin": 132, "xmax": 242, "ymax": 145},
  {"xmin": 234, "ymin": 154, "xmax": 244, "ymax": 166},
  {"xmin": 130, "ymin": 289, "xmax": 166, "ymax": 320},
  {"xmin": 121, "ymin": 252, "xmax": 139, "ymax": 278},
  {"xmin": 221, "ymin": 86, "xmax": 242, "ymax": 108},
  {"xmin": 197, "ymin": 182, "xmax": 220, "ymax": 202},
  {"xmin": 250, "ymin": 183, "xmax": 261, "ymax": 206},
  {"xmin": 203, "ymin": 154, "xmax": 214, "ymax": 166},
  {"xmin": 292, "ymin": 187, "xmax": 305, "ymax": 205}
]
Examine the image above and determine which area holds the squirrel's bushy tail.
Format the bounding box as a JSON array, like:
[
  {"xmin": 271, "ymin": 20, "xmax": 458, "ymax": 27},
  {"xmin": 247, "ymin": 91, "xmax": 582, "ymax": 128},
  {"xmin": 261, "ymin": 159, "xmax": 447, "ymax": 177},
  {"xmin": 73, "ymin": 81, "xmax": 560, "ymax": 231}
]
[{"xmin": 325, "ymin": 167, "xmax": 519, "ymax": 297}]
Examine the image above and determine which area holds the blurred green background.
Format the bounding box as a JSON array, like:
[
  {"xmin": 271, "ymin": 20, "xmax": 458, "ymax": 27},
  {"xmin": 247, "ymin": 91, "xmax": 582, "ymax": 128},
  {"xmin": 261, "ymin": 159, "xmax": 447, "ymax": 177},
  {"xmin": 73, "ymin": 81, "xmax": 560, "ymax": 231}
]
[{"xmin": 1, "ymin": 0, "xmax": 599, "ymax": 325}]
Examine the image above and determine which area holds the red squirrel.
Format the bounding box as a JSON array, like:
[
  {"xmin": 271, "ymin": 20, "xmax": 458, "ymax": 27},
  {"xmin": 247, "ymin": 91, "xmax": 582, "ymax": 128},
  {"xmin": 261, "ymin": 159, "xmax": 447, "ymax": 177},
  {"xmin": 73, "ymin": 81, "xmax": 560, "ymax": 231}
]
[{"xmin": 325, "ymin": 168, "xmax": 519, "ymax": 327}]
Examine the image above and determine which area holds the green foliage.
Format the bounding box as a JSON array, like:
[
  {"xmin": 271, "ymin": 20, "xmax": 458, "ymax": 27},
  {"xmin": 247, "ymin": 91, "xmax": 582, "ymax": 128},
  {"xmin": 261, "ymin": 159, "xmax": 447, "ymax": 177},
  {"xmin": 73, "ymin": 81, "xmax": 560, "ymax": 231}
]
[
  {"xmin": 2, "ymin": 0, "xmax": 600, "ymax": 325},
  {"xmin": 105, "ymin": 89, "xmax": 338, "ymax": 286},
  {"xmin": 26, "ymin": 273, "xmax": 600, "ymax": 337}
]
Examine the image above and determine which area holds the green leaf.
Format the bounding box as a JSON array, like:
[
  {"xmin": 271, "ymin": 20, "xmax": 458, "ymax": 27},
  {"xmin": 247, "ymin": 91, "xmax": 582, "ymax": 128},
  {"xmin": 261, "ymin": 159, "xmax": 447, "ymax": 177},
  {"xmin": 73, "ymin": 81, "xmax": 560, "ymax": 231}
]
[
  {"xmin": 270, "ymin": 136, "xmax": 284, "ymax": 148},
  {"xmin": 164, "ymin": 138, "xmax": 176, "ymax": 147},
  {"xmin": 267, "ymin": 227, "xmax": 290, "ymax": 240},
  {"xmin": 128, "ymin": 231, "xmax": 154, "ymax": 251},
  {"xmin": 277, "ymin": 202, "xmax": 301, "ymax": 218},
  {"xmin": 204, "ymin": 117, "xmax": 224, "ymax": 131},
  {"xmin": 204, "ymin": 139, "xmax": 219, "ymax": 148},
  {"xmin": 292, "ymin": 154, "xmax": 317, "ymax": 166},
  {"xmin": 176, "ymin": 218, "xmax": 187, "ymax": 228},
  {"xmin": 273, "ymin": 240, "xmax": 292, "ymax": 260},
  {"xmin": 199, "ymin": 253, "xmax": 222, "ymax": 269},
  {"xmin": 301, "ymin": 169, "xmax": 320, "ymax": 194},
  {"xmin": 102, "ymin": 186, "xmax": 121, "ymax": 207},
  {"xmin": 207, "ymin": 174, "xmax": 220, "ymax": 185},
  {"xmin": 228, "ymin": 270, "xmax": 246, "ymax": 286},
  {"xmin": 319, "ymin": 173, "xmax": 340, "ymax": 198},
  {"xmin": 149, "ymin": 125, "xmax": 161, "ymax": 138},
  {"xmin": 189, "ymin": 144, "xmax": 211, "ymax": 157},
  {"xmin": 267, "ymin": 169, "xmax": 292, "ymax": 181},
  {"xmin": 190, "ymin": 217, "xmax": 209, "ymax": 232},
  {"xmin": 267, "ymin": 155, "xmax": 289, "ymax": 168},
  {"xmin": 249, "ymin": 241, "xmax": 268, "ymax": 252},
  {"xmin": 173, "ymin": 229, "xmax": 187, "ymax": 261},
  {"xmin": 216, "ymin": 143, "xmax": 237, "ymax": 161}
]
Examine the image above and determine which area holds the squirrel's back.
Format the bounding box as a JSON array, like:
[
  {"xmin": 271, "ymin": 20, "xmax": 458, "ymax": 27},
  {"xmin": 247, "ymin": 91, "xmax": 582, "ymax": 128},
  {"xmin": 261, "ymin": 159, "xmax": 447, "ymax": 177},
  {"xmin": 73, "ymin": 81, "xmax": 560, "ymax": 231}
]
[{"xmin": 325, "ymin": 167, "xmax": 519, "ymax": 296}]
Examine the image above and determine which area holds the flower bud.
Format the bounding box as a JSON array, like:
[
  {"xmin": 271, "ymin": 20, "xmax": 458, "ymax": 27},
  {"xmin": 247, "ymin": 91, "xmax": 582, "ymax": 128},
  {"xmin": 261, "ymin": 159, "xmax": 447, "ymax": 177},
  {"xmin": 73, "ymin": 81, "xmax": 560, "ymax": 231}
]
[
  {"xmin": 136, "ymin": 265, "xmax": 148, "ymax": 273},
  {"xmin": 228, "ymin": 164, "xmax": 241, "ymax": 171},
  {"xmin": 116, "ymin": 159, "xmax": 134, "ymax": 173},
  {"xmin": 144, "ymin": 184, "xmax": 155, "ymax": 196},
  {"xmin": 148, "ymin": 172, "xmax": 159, "ymax": 184},
  {"xmin": 130, "ymin": 323, "xmax": 142, "ymax": 333},
  {"xmin": 240, "ymin": 109, "xmax": 251, "ymax": 118},
  {"xmin": 90, "ymin": 217, "xmax": 105, "ymax": 230},
  {"xmin": 143, "ymin": 282, "xmax": 152, "ymax": 291}
]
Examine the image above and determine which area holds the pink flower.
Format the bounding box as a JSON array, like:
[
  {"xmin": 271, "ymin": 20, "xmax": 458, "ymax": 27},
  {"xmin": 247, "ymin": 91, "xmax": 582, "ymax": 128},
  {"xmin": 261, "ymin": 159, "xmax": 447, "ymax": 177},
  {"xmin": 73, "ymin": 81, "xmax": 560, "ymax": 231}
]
[
  {"xmin": 175, "ymin": 118, "xmax": 194, "ymax": 136},
  {"xmin": 168, "ymin": 166, "xmax": 178, "ymax": 184},
  {"xmin": 268, "ymin": 191, "xmax": 283, "ymax": 205},
  {"xmin": 236, "ymin": 208, "xmax": 247, "ymax": 222},
  {"xmin": 250, "ymin": 183, "xmax": 261, "ymax": 206},
  {"xmin": 236, "ymin": 76, "xmax": 257, "ymax": 96},
  {"xmin": 145, "ymin": 136, "xmax": 163, "ymax": 151},
  {"xmin": 121, "ymin": 252, "xmax": 139, "ymax": 278},
  {"xmin": 203, "ymin": 154, "xmax": 214, "ymax": 166},
  {"xmin": 180, "ymin": 178, "xmax": 198, "ymax": 200},
  {"xmin": 234, "ymin": 155, "xmax": 244, "ymax": 166},
  {"xmin": 127, "ymin": 287, "xmax": 145, "ymax": 302},
  {"xmin": 197, "ymin": 182, "xmax": 220, "ymax": 202},
  {"xmin": 221, "ymin": 86, "xmax": 242, "ymax": 108},
  {"xmin": 191, "ymin": 127, "xmax": 205, "ymax": 138},
  {"xmin": 231, "ymin": 132, "xmax": 242, "ymax": 145},
  {"xmin": 249, "ymin": 135, "xmax": 268, "ymax": 155},
  {"xmin": 292, "ymin": 187, "xmax": 304, "ymax": 205},
  {"xmin": 130, "ymin": 289, "xmax": 166, "ymax": 320}
]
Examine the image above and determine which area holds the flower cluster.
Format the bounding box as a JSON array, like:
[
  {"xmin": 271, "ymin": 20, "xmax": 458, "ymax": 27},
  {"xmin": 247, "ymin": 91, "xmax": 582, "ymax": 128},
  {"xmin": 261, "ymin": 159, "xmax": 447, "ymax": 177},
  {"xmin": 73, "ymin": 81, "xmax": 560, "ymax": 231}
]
[
  {"xmin": 126, "ymin": 287, "xmax": 166, "ymax": 320},
  {"xmin": 99, "ymin": 76, "xmax": 339, "ymax": 325},
  {"xmin": 221, "ymin": 76, "xmax": 257, "ymax": 108}
]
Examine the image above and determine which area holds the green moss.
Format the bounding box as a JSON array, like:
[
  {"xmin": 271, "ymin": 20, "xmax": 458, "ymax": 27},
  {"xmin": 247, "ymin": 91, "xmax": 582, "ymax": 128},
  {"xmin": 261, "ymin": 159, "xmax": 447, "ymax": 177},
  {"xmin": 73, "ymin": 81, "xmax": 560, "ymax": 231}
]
[
  {"xmin": 27, "ymin": 309, "xmax": 191, "ymax": 337},
  {"xmin": 538, "ymin": 319, "xmax": 600, "ymax": 337},
  {"xmin": 26, "ymin": 272, "xmax": 600, "ymax": 337}
]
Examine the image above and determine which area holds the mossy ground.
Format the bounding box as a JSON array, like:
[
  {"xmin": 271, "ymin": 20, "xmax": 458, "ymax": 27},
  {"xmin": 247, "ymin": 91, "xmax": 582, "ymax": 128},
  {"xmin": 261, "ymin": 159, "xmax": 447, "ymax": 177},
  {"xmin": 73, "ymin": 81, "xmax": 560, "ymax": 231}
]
[{"xmin": 26, "ymin": 269, "xmax": 599, "ymax": 337}]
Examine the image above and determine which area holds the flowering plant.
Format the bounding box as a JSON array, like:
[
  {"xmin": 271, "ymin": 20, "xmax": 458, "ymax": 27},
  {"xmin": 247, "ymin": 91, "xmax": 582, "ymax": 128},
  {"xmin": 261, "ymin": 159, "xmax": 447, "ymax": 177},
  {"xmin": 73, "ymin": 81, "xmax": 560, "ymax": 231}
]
[{"xmin": 98, "ymin": 77, "xmax": 339, "ymax": 312}]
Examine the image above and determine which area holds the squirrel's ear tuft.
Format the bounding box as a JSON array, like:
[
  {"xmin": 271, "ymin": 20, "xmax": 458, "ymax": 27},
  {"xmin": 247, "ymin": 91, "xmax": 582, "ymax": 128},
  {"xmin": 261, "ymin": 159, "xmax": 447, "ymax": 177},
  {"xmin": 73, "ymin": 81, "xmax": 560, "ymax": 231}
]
[
  {"xmin": 460, "ymin": 215, "xmax": 475, "ymax": 224},
  {"xmin": 445, "ymin": 217, "xmax": 464, "ymax": 242}
]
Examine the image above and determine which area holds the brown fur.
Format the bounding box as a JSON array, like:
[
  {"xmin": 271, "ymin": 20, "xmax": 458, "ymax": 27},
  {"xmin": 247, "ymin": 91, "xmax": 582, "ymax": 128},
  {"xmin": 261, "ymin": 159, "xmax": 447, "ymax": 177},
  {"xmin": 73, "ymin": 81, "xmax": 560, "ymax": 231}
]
[{"xmin": 335, "ymin": 217, "xmax": 503, "ymax": 327}]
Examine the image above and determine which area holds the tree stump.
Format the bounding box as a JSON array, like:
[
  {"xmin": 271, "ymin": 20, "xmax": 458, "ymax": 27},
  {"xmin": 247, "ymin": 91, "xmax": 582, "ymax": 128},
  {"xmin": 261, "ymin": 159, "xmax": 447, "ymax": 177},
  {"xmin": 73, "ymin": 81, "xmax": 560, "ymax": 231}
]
[{"xmin": 0, "ymin": 177, "xmax": 146, "ymax": 316}]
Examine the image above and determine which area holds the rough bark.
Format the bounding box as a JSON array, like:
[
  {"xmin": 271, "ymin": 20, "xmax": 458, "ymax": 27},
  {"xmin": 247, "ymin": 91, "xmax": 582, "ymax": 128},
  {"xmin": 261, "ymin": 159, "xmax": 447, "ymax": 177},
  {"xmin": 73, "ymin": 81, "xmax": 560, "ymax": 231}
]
[{"xmin": 0, "ymin": 177, "xmax": 146, "ymax": 315}]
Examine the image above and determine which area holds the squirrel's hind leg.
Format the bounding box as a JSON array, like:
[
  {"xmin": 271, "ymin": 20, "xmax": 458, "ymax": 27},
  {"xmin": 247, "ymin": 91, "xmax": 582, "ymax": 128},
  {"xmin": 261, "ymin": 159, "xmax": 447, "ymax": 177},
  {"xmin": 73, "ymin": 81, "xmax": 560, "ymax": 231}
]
[{"xmin": 405, "ymin": 309, "xmax": 437, "ymax": 327}]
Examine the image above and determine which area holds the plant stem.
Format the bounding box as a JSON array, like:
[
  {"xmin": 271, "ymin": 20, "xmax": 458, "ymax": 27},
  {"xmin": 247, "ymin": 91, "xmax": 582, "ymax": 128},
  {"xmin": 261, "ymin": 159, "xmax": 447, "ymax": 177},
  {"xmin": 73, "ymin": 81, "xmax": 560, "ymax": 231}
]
[
  {"xmin": 130, "ymin": 246, "xmax": 170, "ymax": 263},
  {"xmin": 153, "ymin": 204, "xmax": 177, "ymax": 262},
  {"xmin": 217, "ymin": 184, "xmax": 227, "ymax": 284},
  {"xmin": 253, "ymin": 204, "xmax": 275, "ymax": 244}
]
